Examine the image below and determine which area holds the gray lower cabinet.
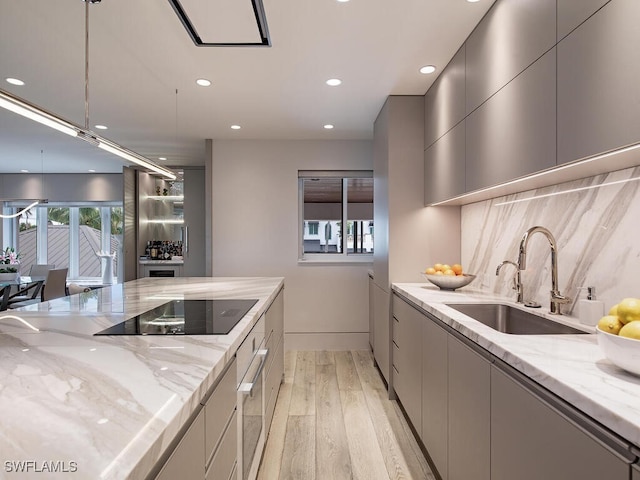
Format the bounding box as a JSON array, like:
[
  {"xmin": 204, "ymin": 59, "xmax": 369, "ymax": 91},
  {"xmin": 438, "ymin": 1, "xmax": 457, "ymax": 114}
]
[
  {"xmin": 392, "ymin": 295, "xmax": 423, "ymax": 431},
  {"xmin": 557, "ymin": 0, "xmax": 640, "ymax": 166},
  {"xmin": 156, "ymin": 409, "xmax": 206, "ymax": 480},
  {"xmin": 205, "ymin": 410, "xmax": 237, "ymax": 480},
  {"xmin": 264, "ymin": 289, "xmax": 285, "ymax": 433},
  {"xmin": 264, "ymin": 290, "xmax": 285, "ymax": 433},
  {"xmin": 557, "ymin": 0, "xmax": 610, "ymax": 40},
  {"xmin": 204, "ymin": 358, "xmax": 237, "ymax": 469},
  {"xmin": 421, "ymin": 314, "xmax": 448, "ymax": 479},
  {"xmin": 373, "ymin": 283, "xmax": 390, "ymax": 384},
  {"xmin": 157, "ymin": 358, "xmax": 238, "ymax": 480},
  {"xmin": 447, "ymin": 337, "xmax": 490, "ymax": 480},
  {"xmin": 424, "ymin": 45, "xmax": 466, "ymax": 149},
  {"xmin": 491, "ymin": 367, "xmax": 629, "ymax": 480},
  {"xmin": 465, "ymin": 0, "xmax": 556, "ymax": 114},
  {"xmin": 424, "ymin": 121, "xmax": 465, "ymax": 206},
  {"xmin": 465, "ymin": 48, "xmax": 556, "ymax": 192},
  {"xmin": 394, "ymin": 293, "xmax": 634, "ymax": 480},
  {"xmin": 368, "ymin": 274, "xmax": 374, "ymax": 349}
]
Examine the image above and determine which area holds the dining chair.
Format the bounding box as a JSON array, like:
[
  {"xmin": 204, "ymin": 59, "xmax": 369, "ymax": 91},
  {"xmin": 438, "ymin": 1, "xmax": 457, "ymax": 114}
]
[
  {"xmin": 29, "ymin": 264, "xmax": 56, "ymax": 277},
  {"xmin": 40, "ymin": 268, "xmax": 69, "ymax": 301},
  {"xmin": 6, "ymin": 264, "xmax": 55, "ymax": 305}
]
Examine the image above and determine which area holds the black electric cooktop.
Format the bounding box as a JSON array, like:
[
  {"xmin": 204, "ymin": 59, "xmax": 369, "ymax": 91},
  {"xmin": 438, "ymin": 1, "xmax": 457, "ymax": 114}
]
[{"xmin": 94, "ymin": 299, "xmax": 258, "ymax": 336}]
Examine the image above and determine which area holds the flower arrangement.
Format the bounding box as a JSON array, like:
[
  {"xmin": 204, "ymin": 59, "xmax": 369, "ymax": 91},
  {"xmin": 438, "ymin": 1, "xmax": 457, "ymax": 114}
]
[{"xmin": 0, "ymin": 247, "xmax": 21, "ymax": 273}]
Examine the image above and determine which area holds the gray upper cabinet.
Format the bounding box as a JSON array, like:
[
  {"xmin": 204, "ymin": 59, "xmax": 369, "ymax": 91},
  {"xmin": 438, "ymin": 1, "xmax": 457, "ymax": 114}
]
[
  {"xmin": 557, "ymin": 0, "xmax": 640, "ymax": 166},
  {"xmin": 465, "ymin": 49, "xmax": 556, "ymax": 192},
  {"xmin": 424, "ymin": 46, "xmax": 466, "ymax": 149},
  {"xmin": 557, "ymin": 0, "xmax": 610, "ymax": 40},
  {"xmin": 465, "ymin": 0, "xmax": 556, "ymax": 114},
  {"xmin": 424, "ymin": 121, "xmax": 465, "ymax": 205}
]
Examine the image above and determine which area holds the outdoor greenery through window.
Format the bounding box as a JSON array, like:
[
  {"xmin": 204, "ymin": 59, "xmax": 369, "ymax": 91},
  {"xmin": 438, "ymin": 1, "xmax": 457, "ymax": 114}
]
[
  {"xmin": 299, "ymin": 170, "xmax": 373, "ymax": 260},
  {"xmin": 2, "ymin": 202, "xmax": 123, "ymax": 281}
]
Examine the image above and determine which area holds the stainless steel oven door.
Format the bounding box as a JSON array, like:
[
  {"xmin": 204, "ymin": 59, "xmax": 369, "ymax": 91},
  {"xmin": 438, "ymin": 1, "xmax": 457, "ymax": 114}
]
[{"xmin": 238, "ymin": 347, "xmax": 268, "ymax": 480}]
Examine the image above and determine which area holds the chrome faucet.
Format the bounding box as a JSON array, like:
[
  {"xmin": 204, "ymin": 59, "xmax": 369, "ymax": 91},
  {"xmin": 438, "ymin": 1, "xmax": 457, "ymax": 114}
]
[
  {"xmin": 518, "ymin": 226, "xmax": 571, "ymax": 314},
  {"xmin": 496, "ymin": 260, "xmax": 523, "ymax": 303}
]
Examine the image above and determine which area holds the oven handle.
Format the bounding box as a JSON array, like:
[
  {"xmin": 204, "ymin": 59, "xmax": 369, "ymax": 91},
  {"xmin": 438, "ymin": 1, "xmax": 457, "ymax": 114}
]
[{"xmin": 238, "ymin": 348, "xmax": 268, "ymax": 396}]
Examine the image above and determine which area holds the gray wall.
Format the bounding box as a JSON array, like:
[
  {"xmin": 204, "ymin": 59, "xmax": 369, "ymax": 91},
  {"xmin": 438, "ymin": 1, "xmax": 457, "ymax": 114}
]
[{"xmin": 211, "ymin": 139, "xmax": 373, "ymax": 350}]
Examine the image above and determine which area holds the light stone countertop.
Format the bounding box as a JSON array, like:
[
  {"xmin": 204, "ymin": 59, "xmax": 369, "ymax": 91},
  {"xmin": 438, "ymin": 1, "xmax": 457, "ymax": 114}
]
[
  {"xmin": 0, "ymin": 276, "xmax": 284, "ymax": 479},
  {"xmin": 392, "ymin": 282, "xmax": 640, "ymax": 449}
]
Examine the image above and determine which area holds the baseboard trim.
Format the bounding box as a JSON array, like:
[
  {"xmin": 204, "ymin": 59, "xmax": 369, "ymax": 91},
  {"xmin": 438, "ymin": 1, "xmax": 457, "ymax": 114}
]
[{"xmin": 284, "ymin": 332, "xmax": 369, "ymax": 351}]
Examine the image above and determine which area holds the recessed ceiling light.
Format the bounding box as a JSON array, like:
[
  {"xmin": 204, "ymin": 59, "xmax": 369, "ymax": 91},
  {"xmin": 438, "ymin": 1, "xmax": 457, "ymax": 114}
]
[
  {"xmin": 324, "ymin": 124, "xmax": 334, "ymax": 129},
  {"xmin": 467, "ymin": 0, "xmax": 481, "ymax": 2},
  {"xmin": 6, "ymin": 77, "xmax": 25, "ymax": 86},
  {"xmin": 20, "ymin": 169, "xmax": 29, "ymax": 173},
  {"xmin": 231, "ymin": 125, "xmax": 241, "ymax": 130},
  {"xmin": 88, "ymin": 169, "xmax": 96, "ymax": 173},
  {"xmin": 420, "ymin": 65, "xmax": 437, "ymax": 74},
  {"xmin": 196, "ymin": 78, "xmax": 212, "ymax": 87},
  {"xmin": 158, "ymin": 157, "xmax": 167, "ymax": 161},
  {"xmin": 326, "ymin": 78, "xmax": 342, "ymax": 86},
  {"xmin": 336, "ymin": 0, "xmax": 350, "ymax": 3},
  {"xmin": 94, "ymin": 124, "xmax": 108, "ymax": 130}
]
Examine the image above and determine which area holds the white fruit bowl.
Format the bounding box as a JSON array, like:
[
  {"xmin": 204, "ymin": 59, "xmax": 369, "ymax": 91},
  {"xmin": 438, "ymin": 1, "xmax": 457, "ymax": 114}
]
[
  {"xmin": 421, "ymin": 273, "xmax": 476, "ymax": 291},
  {"xmin": 596, "ymin": 327, "xmax": 640, "ymax": 376}
]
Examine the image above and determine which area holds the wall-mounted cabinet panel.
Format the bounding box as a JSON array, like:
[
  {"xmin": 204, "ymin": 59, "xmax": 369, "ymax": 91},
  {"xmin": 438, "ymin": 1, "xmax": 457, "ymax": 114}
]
[
  {"xmin": 557, "ymin": 0, "xmax": 640, "ymax": 166},
  {"xmin": 465, "ymin": 0, "xmax": 556, "ymax": 114},
  {"xmin": 557, "ymin": 0, "xmax": 610, "ymax": 40},
  {"xmin": 424, "ymin": 121, "xmax": 465, "ymax": 206},
  {"xmin": 466, "ymin": 49, "xmax": 556, "ymax": 192},
  {"xmin": 424, "ymin": 46, "xmax": 466, "ymax": 149}
]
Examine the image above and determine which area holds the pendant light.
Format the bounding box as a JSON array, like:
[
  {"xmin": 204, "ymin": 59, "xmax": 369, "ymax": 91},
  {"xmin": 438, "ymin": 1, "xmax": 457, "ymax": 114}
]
[{"xmin": 0, "ymin": 2, "xmax": 175, "ymax": 180}]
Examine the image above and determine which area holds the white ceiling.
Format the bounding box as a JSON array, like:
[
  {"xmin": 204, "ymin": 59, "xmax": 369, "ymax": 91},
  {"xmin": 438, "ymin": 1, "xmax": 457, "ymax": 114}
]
[{"xmin": 0, "ymin": 0, "xmax": 495, "ymax": 174}]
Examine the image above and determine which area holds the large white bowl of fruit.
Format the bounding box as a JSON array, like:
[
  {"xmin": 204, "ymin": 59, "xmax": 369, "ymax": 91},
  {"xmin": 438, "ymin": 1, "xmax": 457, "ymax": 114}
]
[
  {"xmin": 597, "ymin": 298, "xmax": 640, "ymax": 376},
  {"xmin": 421, "ymin": 263, "xmax": 476, "ymax": 291}
]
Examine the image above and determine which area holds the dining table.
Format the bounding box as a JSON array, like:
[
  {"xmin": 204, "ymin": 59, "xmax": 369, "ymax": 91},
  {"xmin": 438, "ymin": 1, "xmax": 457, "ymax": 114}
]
[{"xmin": 0, "ymin": 275, "xmax": 46, "ymax": 311}]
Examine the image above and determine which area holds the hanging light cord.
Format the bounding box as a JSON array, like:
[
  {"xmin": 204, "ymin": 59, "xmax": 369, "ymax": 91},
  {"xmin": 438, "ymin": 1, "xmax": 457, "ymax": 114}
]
[{"xmin": 84, "ymin": 1, "xmax": 90, "ymax": 130}]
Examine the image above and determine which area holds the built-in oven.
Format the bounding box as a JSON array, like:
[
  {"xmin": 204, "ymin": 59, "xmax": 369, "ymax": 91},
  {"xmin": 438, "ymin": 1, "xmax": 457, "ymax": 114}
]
[{"xmin": 237, "ymin": 315, "xmax": 267, "ymax": 480}]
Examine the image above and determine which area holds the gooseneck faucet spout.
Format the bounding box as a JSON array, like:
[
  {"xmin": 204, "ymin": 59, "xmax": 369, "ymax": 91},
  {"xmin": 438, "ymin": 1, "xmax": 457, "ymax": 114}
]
[{"xmin": 518, "ymin": 226, "xmax": 571, "ymax": 314}]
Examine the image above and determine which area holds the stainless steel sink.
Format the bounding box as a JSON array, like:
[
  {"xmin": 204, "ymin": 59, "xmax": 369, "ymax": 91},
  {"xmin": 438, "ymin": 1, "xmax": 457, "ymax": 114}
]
[{"xmin": 445, "ymin": 303, "xmax": 588, "ymax": 335}]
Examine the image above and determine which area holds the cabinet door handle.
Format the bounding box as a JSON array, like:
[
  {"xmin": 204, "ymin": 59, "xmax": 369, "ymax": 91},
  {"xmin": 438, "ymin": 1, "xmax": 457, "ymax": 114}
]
[
  {"xmin": 239, "ymin": 349, "xmax": 269, "ymax": 396},
  {"xmin": 183, "ymin": 225, "xmax": 189, "ymax": 254}
]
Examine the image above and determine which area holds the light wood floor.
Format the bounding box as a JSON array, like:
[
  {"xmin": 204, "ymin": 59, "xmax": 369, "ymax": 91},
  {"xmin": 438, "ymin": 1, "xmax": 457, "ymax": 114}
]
[{"xmin": 257, "ymin": 350, "xmax": 436, "ymax": 480}]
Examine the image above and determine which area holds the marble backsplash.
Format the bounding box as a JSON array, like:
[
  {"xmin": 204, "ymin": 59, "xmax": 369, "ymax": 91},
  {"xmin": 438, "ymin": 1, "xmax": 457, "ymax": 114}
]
[{"xmin": 461, "ymin": 165, "xmax": 640, "ymax": 318}]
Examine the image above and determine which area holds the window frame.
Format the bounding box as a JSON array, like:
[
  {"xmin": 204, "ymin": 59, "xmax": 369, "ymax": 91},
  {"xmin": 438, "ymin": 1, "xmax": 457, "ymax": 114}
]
[
  {"xmin": 298, "ymin": 170, "xmax": 373, "ymax": 265},
  {"xmin": 2, "ymin": 201, "xmax": 123, "ymax": 281}
]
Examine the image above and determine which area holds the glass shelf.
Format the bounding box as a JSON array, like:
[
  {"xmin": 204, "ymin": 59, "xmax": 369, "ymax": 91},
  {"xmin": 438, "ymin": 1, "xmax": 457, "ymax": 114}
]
[{"xmin": 146, "ymin": 195, "xmax": 184, "ymax": 202}]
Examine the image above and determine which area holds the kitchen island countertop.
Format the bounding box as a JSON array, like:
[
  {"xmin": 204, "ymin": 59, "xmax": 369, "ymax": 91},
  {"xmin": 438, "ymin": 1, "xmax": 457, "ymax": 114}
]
[
  {"xmin": 393, "ymin": 283, "xmax": 640, "ymax": 449},
  {"xmin": 0, "ymin": 276, "xmax": 284, "ymax": 479}
]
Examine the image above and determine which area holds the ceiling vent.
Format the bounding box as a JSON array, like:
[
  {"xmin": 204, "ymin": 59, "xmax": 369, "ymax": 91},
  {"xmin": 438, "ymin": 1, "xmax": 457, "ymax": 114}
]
[{"xmin": 168, "ymin": 0, "xmax": 271, "ymax": 47}]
